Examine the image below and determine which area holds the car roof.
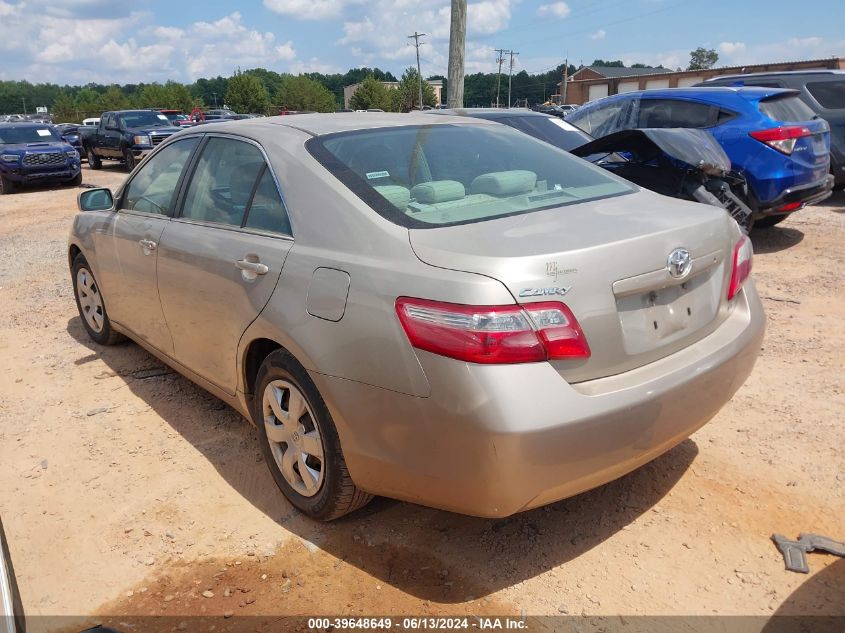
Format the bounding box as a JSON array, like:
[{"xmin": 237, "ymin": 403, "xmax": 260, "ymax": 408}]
[
  {"xmin": 704, "ymin": 69, "xmax": 845, "ymax": 81},
  {"xmin": 428, "ymin": 108, "xmax": 551, "ymax": 119},
  {"xmin": 192, "ymin": 112, "xmax": 495, "ymax": 137},
  {"xmin": 582, "ymin": 86, "xmax": 797, "ymax": 106},
  {"xmin": 0, "ymin": 122, "xmax": 55, "ymax": 129}
]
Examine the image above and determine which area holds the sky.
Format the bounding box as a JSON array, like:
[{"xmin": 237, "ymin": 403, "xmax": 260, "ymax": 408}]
[{"xmin": 0, "ymin": 0, "xmax": 843, "ymax": 85}]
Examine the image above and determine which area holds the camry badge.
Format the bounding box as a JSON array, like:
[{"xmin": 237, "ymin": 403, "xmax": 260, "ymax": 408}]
[
  {"xmin": 519, "ymin": 287, "xmax": 572, "ymax": 298},
  {"xmin": 667, "ymin": 248, "xmax": 692, "ymax": 279}
]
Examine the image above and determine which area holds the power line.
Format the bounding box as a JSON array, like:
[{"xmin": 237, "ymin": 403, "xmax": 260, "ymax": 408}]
[{"xmin": 408, "ymin": 32, "xmax": 427, "ymax": 109}]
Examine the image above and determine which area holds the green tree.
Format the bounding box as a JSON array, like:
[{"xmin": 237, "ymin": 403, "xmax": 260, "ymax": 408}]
[
  {"xmin": 348, "ymin": 75, "xmax": 392, "ymax": 110},
  {"xmin": 163, "ymin": 81, "xmax": 195, "ymax": 112},
  {"xmin": 395, "ymin": 67, "xmax": 436, "ymax": 112},
  {"xmin": 274, "ymin": 75, "xmax": 336, "ymax": 112},
  {"xmin": 100, "ymin": 85, "xmax": 131, "ymax": 111},
  {"xmin": 688, "ymin": 47, "xmax": 719, "ymax": 71},
  {"xmin": 50, "ymin": 92, "xmax": 77, "ymax": 122},
  {"xmin": 73, "ymin": 88, "xmax": 102, "ymax": 119},
  {"xmin": 590, "ymin": 59, "xmax": 625, "ymax": 67},
  {"xmin": 225, "ymin": 70, "xmax": 269, "ymax": 113},
  {"xmin": 135, "ymin": 84, "xmax": 169, "ymax": 109}
]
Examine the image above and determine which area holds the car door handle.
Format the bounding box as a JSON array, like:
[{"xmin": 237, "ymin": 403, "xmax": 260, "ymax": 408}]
[
  {"xmin": 139, "ymin": 239, "xmax": 157, "ymax": 251},
  {"xmin": 235, "ymin": 259, "xmax": 269, "ymax": 275}
]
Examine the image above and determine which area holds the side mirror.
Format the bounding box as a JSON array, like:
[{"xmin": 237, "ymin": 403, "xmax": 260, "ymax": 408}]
[{"xmin": 78, "ymin": 188, "xmax": 114, "ymax": 212}]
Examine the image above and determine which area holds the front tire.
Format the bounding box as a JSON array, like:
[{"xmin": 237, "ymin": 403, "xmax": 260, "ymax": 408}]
[
  {"xmin": 71, "ymin": 253, "xmax": 124, "ymax": 345},
  {"xmin": 68, "ymin": 171, "xmax": 82, "ymax": 187},
  {"xmin": 0, "ymin": 174, "xmax": 17, "ymax": 195},
  {"xmin": 86, "ymin": 148, "xmax": 102, "ymax": 170},
  {"xmin": 253, "ymin": 349, "xmax": 372, "ymax": 521}
]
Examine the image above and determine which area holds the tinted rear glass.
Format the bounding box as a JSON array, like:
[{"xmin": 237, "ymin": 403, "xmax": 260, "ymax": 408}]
[
  {"xmin": 806, "ymin": 81, "xmax": 845, "ymax": 109},
  {"xmin": 492, "ymin": 115, "xmax": 593, "ymax": 151},
  {"xmin": 637, "ymin": 99, "xmax": 719, "ymax": 128},
  {"xmin": 308, "ymin": 124, "xmax": 634, "ymax": 229},
  {"xmin": 759, "ymin": 95, "xmax": 815, "ymax": 122}
]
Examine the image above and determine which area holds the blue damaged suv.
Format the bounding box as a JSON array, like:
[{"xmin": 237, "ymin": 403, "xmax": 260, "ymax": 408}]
[
  {"xmin": 0, "ymin": 122, "xmax": 82, "ymax": 194},
  {"xmin": 566, "ymin": 87, "xmax": 833, "ymax": 228}
]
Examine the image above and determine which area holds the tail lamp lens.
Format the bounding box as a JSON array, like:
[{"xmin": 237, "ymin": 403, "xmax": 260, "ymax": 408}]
[{"xmin": 395, "ymin": 298, "xmax": 590, "ymax": 364}]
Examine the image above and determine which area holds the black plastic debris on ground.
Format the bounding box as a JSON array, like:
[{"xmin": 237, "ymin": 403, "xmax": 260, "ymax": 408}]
[{"xmin": 772, "ymin": 533, "xmax": 845, "ymax": 573}]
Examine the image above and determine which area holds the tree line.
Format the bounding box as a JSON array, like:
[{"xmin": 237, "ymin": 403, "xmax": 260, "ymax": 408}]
[{"xmin": 0, "ymin": 62, "xmax": 590, "ymax": 120}]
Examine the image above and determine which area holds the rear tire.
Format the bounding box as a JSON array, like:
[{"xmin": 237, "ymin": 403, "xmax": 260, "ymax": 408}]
[
  {"xmin": 0, "ymin": 174, "xmax": 17, "ymax": 195},
  {"xmin": 71, "ymin": 253, "xmax": 125, "ymax": 345},
  {"xmin": 754, "ymin": 214, "xmax": 789, "ymax": 229},
  {"xmin": 253, "ymin": 349, "xmax": 372, "ymax": 521},
  {"xmin": 86, "ymin": 148, "xmax": 102, "ymax": 170}
]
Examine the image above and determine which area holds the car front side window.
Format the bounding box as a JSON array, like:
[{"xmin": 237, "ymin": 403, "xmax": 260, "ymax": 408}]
[
  {"xmin": 180, "ymin": 137, "xmax": 266, "ymax": 227},
  {"xmin": 120, "ymin": 137, "xmax": 200, "ymax": 215}
]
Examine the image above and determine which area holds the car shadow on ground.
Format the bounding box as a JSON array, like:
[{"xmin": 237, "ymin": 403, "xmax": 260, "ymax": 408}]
[
  {"xmin": 752, "ymin": 226, "xmax": 805, "ymax": 254},
  {"xmin": 67, "ymin": 316, "xmax": 699, "ymax": 603},
  {"xmin": 761, "ymin": 559, "xmax": 844, "ymax": 631},
  {"xmin": 828, "ymin": 190, "xmax": 845, "ymax": 211}
]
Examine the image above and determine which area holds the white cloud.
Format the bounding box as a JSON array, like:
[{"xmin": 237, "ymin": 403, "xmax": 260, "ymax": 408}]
[
  {"xmin": 718, "ymin": 41, "xmax": 745, "ymax": 55},
  {"xmin": 276, "ymin": 41, "xmax": 297, "ymax": 61},
  {"xmin": 469, "ymin": 0, "xmax": 514, "ymax": 33},
  {"xmin": 537, "ymin": 2, "xmax": 570, "ymax": 19},
  {"xmin": 263, "ymin": 0, "xmax": 350, "ymax": 20},
  {"xmin": 590, "ymin": 29, "xmax": 606, "ymax": 41}
]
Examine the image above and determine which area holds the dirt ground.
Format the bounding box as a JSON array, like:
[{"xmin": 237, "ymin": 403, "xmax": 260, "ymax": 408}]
[{"xmin": 1, "ymin": 165, "xmax": 843, "ymax": 630}]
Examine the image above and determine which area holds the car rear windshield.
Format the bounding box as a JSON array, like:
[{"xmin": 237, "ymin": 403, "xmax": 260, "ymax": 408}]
[
  {"xmin": 758, "ymin": 95, "xmax": 816, "ymax": 122},
  {"xmin": 0, "ymin": 126, "xmax": 60, "ymax": 143},
  {"xmin": 806, "ymin": 81, "xmax": 845, "ymax": 110},
  {"xmin": 307, "ymin": 124, "xmax": 634, "ymax": 228}
]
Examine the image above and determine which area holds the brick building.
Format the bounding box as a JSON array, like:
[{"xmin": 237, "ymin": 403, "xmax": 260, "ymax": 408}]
[{"xmin": 560, "ymin": 57, "xmax": 845, "ymax": 105}]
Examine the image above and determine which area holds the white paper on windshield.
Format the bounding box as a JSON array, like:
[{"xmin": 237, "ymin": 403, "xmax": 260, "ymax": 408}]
[
  {"xmin": 37, "ymin": 129, "xmax": 52, "ymax": 136},
  {"xmin": 157, "ymin": 115, "xmax": 169, "ymax": 121},
  {"xmin": 366, "ymin": 171, "xmax": 390, "ymax": 180}
]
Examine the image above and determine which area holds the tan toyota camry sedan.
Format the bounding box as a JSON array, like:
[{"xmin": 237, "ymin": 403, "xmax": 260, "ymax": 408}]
[{"xmin": 68, "ymin": 114, "xmax": 765, "ymax": 520}]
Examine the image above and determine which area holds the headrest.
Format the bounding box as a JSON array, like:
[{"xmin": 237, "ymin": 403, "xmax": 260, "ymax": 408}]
[
  {"xmin": 470, "ymin": 170, "xmax": 537, "ymax": 196},
  {"xmin": 410, "ymin": 180, "xmax": 466, "ymax": 204},
  {"xmin": 373, "ymin": 185, "xmax": 411, "ymax": 209}
]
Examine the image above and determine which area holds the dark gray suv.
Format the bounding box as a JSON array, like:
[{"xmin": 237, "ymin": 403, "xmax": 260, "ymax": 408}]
[{"xmin": 699, "ymin": 70, "xmax": 845, "ymax": 189}]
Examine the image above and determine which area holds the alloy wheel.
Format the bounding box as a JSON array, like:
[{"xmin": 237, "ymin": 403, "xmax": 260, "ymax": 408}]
[
  {"xmin": 262, "ymin": 379, "xmax": 325, "ymax": 497},
  {"xmin": 76, "ymin": 267, "xmax": 104, "ymax": 333}
]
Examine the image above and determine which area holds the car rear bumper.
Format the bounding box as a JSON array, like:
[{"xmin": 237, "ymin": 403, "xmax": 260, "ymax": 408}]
[
  {"xmin": 312, "ymin": 283, "xmax": 766, "ymax": 517},
  {"xmin": 757, "ymin": 174, "xmax": 834, "ymax": 216}
]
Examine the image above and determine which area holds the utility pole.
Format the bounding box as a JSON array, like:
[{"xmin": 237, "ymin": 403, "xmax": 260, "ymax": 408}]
[
  {"xmin": 212, "ymin": 92, "xmax": 218, "ymax": 108},
  {"xmin": 507, "ymin": 50, "xmax": 518, "ymax": 108},
  {"xmin": 21, "ymin": 97, "xmax": 26, "ymax": 115},
  {"xmin": 446, "ymin": 0, "xmax": 466, "ymax": 108},
  {"xmin": 494, "ymin": 48, "xmax": 507, "ymax": 108},
  {"xmin": 561, "ymin": 57, "xmax": 569, "ymax": 105},
  {"xmin": 408, "ymin": 32, "xmax": 426, "ymax": 110}
]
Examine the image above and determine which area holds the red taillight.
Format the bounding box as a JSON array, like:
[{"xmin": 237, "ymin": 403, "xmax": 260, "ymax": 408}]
[
  {"xmin": 395, "ymin": 297, "xmax": 591, "ymax": 364},
  {"xmin": 749, "ymin": 126, "xmax": 812, "ymax": 155},
  {"xmin": 727, "ymin": 235, "xmax": 753, "ymax": 301},
  {"xmin": 776, "ymin": 201, "xmax": 803, "ymax": 213}
]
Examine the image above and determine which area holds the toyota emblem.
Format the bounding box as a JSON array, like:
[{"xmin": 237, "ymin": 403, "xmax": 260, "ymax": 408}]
[{"xmin": 667, "ymin": 248, "xmax": 692, "ymax": 279}]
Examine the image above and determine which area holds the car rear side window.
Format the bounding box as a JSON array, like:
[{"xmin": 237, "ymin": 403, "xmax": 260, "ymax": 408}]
[
  {"xmin": 571, "ymin": 104, "xmax": 624, "ymax": 137},
  {"xmin": 243, "ymin": 168, "xmax": 292, "ymax": 236},
  {"xmin": 637, "ymin": 99, "xmax": 719, "ymax": 128},
  {"xmin": 181, "ymin": 138, "xmax": 265, "ymax": 227},
  {"xmin": 806, "ymin": 81, "xmax": 845, "ymax": 109},
  {"xmin": 121, "ymin": 137, "xmax": 199, "ymax": 215},
  {"xmin": 758, "ymin": 95, "xmax": 816, "ymax": 122}
]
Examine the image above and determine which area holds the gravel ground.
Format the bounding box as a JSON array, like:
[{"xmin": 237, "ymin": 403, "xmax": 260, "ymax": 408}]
[{"xmin": 0, "ymin": 166, "xmax": 843, "ymax": 630}]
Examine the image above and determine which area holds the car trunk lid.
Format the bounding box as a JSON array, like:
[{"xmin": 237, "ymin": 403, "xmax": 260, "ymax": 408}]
[{"xmin": 409, "ymin": 189, "xmax": 738, "ymax": 383}]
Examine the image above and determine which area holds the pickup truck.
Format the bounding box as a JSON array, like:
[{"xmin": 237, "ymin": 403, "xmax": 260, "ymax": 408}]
[
  {"xmin": 80, "ymin": 110, "xmax": 179, "ymax": 171},
  {"xmin": 0, "ymin": 122, "xmax": 81, "ymax": 194}
]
